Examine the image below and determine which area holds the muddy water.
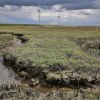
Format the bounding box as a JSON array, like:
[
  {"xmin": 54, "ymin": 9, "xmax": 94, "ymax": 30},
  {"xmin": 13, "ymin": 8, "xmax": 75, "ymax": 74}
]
[{"xmin": 0, "ymin": 56, "xmax": 16, "ymax": 82}]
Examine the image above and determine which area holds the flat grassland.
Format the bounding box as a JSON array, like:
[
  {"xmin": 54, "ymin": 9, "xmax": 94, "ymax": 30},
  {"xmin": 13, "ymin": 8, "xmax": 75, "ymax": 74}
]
[
  {"xmin": 0, "ymin": 25, "xmax": 100, "ymax": 85},
  {"xmin": 0, "ymin": 25, "xmax": 100, "ymax": 68},
  {"xmin": 0, "ymin": 25, "xmax": 100, "ymax": 99}
]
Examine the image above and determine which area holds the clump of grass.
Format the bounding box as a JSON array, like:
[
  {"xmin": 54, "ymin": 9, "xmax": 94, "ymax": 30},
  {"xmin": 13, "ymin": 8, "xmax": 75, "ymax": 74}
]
[
  {"xmin": 0, "ymin": 34, "xmax": 13, "ymax": 46},
  {"xmin": 0, "ymin": 34, "xmax": 13, "ymax": 55}
]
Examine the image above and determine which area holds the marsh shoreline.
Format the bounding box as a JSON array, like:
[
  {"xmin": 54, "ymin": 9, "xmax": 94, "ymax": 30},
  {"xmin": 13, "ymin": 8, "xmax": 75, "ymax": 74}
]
[
  {"xmin": 0, "ymin": 31, "xmax": 100, "ymax": 89},
  {"xmin": 0, "ymin": 26, "xmax": 100, "ymax": 99}
]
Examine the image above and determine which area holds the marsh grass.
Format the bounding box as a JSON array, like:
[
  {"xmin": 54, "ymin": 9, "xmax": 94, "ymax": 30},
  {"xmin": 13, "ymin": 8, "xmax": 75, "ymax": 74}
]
[
  {"xmin": 0, "ymin": 34, "xmax": 13, "ymax": 55},
  {"xmin": 0, "ymin": 25, "xmax": 100, "ymax": 73}
]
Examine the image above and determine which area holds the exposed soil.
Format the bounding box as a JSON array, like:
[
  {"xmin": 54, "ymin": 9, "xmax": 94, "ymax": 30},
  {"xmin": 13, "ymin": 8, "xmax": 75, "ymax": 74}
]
[{"xmin": 0, "ymin": 82, "xmax": 100, "ymax": 100}]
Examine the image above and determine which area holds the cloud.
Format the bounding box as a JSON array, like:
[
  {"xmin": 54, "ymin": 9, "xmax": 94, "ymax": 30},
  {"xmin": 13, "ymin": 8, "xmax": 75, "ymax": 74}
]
[
  {"xmin": 0, "ymin": 0, "xmax": 100, "ymax": 10},
  {"xmin": 0, "ymin": 5, "xmax": 94, "ymax": 20},
  {"xmin": 0, "ymin": 0, "xmax": 99, "ymax": 25},
  {"xmin": 0, "ymin": 5, "xmax": 99, "ymax": 26}
]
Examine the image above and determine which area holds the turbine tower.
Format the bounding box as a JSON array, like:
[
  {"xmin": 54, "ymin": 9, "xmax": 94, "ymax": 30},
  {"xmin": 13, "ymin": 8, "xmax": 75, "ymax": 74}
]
[
  {"xmin": 58, "ymin": 14, "xmax": 60, "ymax": 25},
  {"xmin": 37, "ymin": 0, "xmax": 41, "ymax": 25},
  {"xmin": 37, "ymin": 9, "xmax": 41, "ymax": 25},
  {"xmin": 57, "ymin": 7, "xmax": 61, "ymax": 25}
]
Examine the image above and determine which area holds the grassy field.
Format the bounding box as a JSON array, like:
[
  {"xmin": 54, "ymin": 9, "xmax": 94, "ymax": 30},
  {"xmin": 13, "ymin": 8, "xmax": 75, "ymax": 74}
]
[
  {"xmin": 0, "ymin": 25, "xmax": 100, "ymax": 71},
  {"xmin": 0, "ymin": 26, "xmax": 100, "ymax": 89}
]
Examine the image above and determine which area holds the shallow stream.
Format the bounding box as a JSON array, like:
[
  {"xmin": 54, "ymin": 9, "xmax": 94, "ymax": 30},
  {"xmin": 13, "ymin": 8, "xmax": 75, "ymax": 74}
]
[{"xmin": 0, "ymin": 56, "xmax": 16, "ymax": 83}]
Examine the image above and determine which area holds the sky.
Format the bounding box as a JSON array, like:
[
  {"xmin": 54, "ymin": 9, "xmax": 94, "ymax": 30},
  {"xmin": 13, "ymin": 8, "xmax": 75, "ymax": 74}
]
[{"xmin": 0, "ymin": 0, "xmax": 100, "ymax": 26}]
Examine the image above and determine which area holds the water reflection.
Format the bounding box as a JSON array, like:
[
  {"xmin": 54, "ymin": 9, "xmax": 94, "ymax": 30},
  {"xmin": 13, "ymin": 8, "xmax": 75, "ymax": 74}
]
[{"xmin": 0, "ymin": 56, "xmax": 16, "ymax": 82}]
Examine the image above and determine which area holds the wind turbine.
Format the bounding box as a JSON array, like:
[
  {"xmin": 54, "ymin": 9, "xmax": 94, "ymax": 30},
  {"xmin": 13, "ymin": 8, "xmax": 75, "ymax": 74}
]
[
  {"xmin": 58, "ymin": 14, "xmax": 60, "ymax": 25},
  {"xmin": 37, "ymin": 9, "xmax": 41, "ymax": 25},
  {"xmin": 57, "ymin": 7, "xmax": 61, "ymax": 25},
  {"xmin": 37, "ymin": 0, "xmax": 41, "ymax": 25}
]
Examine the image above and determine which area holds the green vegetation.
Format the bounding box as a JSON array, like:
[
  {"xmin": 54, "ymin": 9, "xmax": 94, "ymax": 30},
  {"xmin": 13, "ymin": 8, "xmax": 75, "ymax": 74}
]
[
  {"xmin": 0, "ymin": 34, "xmax": 13, "ymax": 46},
  {"xmin": 0, "ymin": 26, "xmax": 100, "ymax": 71},
  {"xmin": 0, "ymin": 34, "xmax": 13, "ymax": 55},
  {"xmin": 0, "ymin": 25, "xmax": 100, "ymax": 98}
]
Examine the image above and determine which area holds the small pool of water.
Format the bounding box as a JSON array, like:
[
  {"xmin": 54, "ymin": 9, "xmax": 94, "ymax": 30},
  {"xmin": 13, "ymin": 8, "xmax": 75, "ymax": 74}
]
[{"xmin": 0, "ymin": 56, "xmax": 17, "ymax": 83}]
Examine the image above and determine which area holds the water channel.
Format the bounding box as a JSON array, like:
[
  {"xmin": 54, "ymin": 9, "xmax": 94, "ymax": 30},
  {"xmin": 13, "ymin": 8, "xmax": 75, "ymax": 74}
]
[{"xmin": 0, "ymin": 56, "xmax": 16, "ymax": 83}]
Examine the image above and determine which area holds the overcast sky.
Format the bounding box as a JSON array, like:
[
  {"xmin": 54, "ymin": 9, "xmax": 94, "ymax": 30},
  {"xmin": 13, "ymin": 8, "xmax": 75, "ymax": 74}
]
[{"xmin": 0, "ymin": 0, "xmax": 100, "ymax": 26}]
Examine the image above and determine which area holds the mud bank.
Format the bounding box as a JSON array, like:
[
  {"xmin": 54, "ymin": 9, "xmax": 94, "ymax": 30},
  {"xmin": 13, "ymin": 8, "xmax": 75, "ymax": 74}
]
[
  {"xmin": 0, "ymin": 55, "xmax": 100, "ymax": 100},
  {"xmin": 0, "ymin": 31, "xmax": 29, "ymax": 44},
  {"xmin": 3, "ymin": 54, "xmax": 100, "ymax": 89},
  {"xmin": 0, "ymin": 61, "xmax": 100, "ymax": 100},
  {"xmin": 0, "ymin": 83, "xmax": 100, "ymax": 100}
]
